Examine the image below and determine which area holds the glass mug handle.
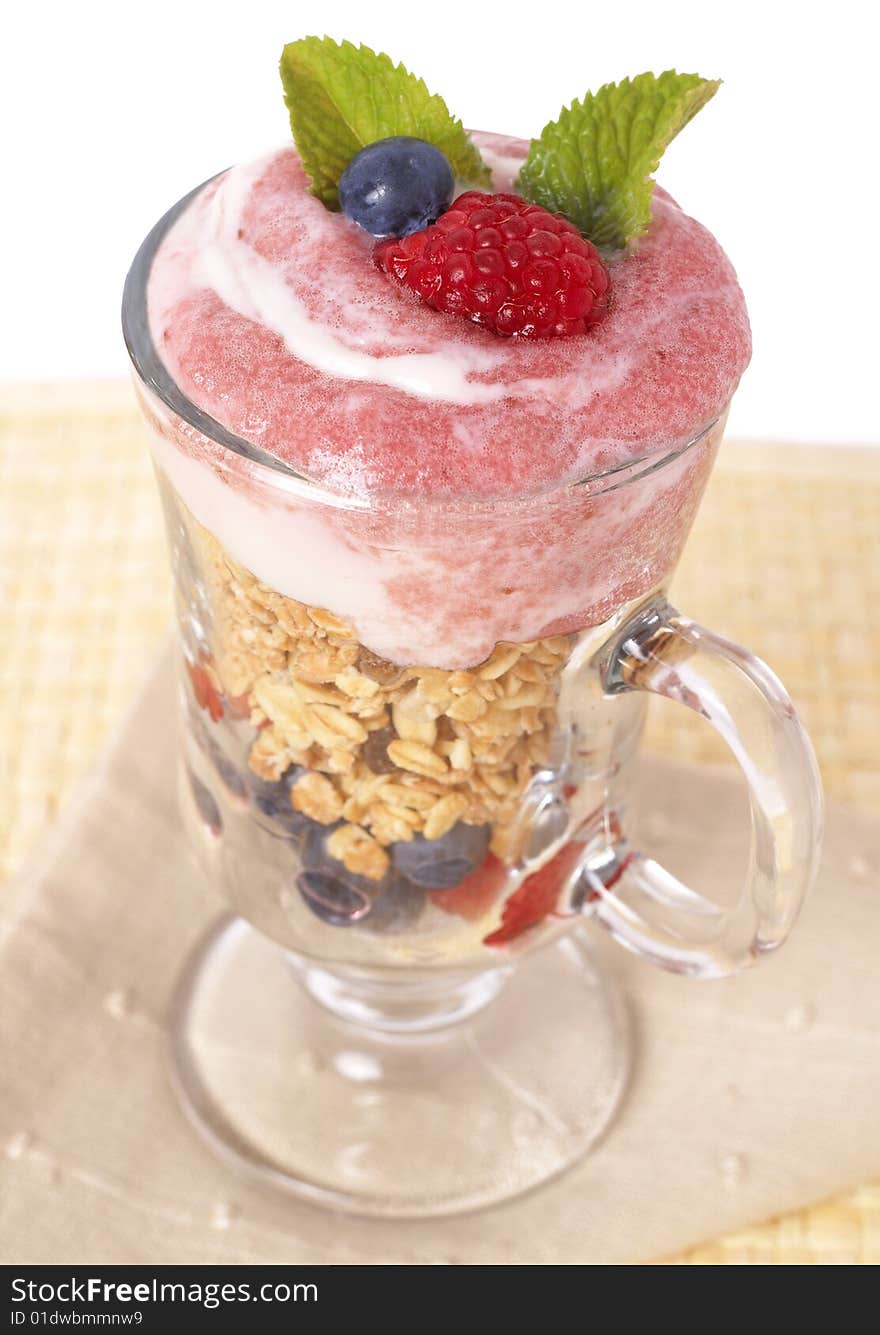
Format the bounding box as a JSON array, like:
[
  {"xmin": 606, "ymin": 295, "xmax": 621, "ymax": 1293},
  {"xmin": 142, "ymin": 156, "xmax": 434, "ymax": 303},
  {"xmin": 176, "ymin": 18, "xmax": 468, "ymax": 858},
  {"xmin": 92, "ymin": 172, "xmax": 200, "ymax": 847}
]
[{"xmin": 578, "ymin": 595, "xmax": 823, "ymax": 978}]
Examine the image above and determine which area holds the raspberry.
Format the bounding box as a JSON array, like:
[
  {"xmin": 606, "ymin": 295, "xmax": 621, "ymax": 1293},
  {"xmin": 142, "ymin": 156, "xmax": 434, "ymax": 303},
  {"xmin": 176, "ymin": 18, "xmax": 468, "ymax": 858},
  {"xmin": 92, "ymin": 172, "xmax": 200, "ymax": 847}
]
[{"xmin": 374, "ymin": 192, "xmax": 611, "ymax": 338}]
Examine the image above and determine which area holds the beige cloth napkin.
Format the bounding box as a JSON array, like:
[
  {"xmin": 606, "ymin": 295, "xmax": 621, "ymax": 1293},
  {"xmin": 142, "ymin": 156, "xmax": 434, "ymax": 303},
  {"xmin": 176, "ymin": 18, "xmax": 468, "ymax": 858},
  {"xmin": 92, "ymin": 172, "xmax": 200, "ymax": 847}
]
[{"xmin": 1, "ymin": 648, "xmax": 879, "ymax": 1265}]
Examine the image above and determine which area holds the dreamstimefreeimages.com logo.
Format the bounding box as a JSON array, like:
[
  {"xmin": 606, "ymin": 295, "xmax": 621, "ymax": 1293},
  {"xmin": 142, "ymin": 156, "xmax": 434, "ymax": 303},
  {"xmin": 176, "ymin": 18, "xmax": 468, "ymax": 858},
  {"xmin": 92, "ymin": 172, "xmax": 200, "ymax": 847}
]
[{"xmin": 9, "ymin": 1276, "xmax": 318, "ymax": 1313}]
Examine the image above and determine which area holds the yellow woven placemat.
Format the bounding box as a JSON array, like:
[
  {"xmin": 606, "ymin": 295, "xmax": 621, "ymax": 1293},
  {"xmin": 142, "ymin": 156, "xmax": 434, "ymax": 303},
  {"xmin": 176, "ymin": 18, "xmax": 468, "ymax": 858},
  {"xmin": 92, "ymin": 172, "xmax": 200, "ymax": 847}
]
[{"xmin": 2, "ymin": 380, "xmax": 878, "ymax": 1264}]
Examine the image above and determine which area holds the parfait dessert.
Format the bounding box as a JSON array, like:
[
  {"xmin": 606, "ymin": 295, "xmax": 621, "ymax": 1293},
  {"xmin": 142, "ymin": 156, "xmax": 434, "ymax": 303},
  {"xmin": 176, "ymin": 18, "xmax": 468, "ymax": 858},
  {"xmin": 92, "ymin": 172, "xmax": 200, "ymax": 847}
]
[
  {"xmin": 134, "ymin": 43, "xmax": 750, "ymax": 967},
  {"xmin": 124, "ymin": 38, "xmax": 823, "ymax": 1214}
]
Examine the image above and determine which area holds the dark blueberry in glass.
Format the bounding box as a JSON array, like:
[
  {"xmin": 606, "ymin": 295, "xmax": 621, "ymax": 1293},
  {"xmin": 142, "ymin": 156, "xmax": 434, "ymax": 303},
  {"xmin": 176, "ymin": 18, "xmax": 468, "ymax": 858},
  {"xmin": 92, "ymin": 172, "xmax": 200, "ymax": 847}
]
[
  {"xmin": 249, "ymin": 766, "xmax": 311, "ymax": 838},
  {"xmin": 187, "ymin": 769, "xmax": 222, "ymax": 837},
  {"xmin": 297, "ymin": 869, "xmax": 377, "ymax": 927},
  {"xmin": 392, "ymin": 822, "xmax": 491, "ymax": 890},
  {"xmin": 339, "ymin": 137, "xmax": 454, "ymax": 239},
  {"xmin": 297, "ymin": 824, "xmax": 394, "ymax": 926},
  {"xmin": 366, "ymin": 876, "xmax": 427, "ymax": 934}
]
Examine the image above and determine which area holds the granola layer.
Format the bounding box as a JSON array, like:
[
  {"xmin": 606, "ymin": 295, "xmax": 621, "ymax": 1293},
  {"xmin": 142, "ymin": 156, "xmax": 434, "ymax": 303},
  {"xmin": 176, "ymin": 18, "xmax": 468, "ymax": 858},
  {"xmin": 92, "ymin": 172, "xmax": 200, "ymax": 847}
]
[{"xmin": 196, "ymin": 524, "xmax": 569, "ymax": 877}]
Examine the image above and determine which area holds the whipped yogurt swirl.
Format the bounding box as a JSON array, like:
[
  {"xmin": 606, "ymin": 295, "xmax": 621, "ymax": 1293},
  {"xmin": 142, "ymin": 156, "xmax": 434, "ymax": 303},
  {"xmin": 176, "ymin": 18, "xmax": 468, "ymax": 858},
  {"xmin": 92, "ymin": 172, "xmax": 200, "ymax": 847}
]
[{"xmin": 190, "ymin": 154, "xmax": 510, "ymax": 406}]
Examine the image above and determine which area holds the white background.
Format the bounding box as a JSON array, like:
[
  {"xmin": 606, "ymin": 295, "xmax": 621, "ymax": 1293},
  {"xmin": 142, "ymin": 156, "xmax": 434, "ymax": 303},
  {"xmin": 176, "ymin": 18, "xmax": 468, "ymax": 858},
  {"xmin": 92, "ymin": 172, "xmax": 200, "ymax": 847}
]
[{"xmin": 4, "ymin": 0, "xmax": 878, "ymax": 443}]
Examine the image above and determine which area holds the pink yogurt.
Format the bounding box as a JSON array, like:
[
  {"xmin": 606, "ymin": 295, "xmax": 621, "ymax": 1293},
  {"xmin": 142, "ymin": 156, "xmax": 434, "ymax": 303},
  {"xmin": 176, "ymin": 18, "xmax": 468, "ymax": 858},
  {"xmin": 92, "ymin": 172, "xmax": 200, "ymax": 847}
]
[{"xmin": 144, "ymin": 132, "xmax": 750, "ymax": 667}]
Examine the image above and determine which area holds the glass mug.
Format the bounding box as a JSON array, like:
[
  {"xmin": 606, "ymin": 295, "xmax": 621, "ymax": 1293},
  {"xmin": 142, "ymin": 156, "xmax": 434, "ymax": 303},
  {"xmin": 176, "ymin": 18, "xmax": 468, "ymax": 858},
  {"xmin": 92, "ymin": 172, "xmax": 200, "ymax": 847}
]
[{"xmin": 123, "ymin": 194, "xmax": 823, "ymax": 1217}]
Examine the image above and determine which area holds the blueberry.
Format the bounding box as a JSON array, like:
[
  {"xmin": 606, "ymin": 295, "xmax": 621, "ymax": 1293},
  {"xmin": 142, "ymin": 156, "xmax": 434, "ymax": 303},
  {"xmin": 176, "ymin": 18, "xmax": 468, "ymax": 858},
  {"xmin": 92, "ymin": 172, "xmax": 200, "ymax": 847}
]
[
  {"xmin": 392, "ymin": 822, "xmax": 491, "ymax": 890},
  {"xmin": 298, "ymin": 824, "xmax": 387, "ymax": 926},
  {"xmin": 339, "ymin": 137, "xmax": 454, "ymax": 239},
  {"xmin": 249, "ymin": 767, "xmax": 312, "ymax": 839},
  {"xmin": 366, "ymin": 876, "xmax": 426, "ymax": 934},
  {"xmin": 297, "ymin": 869, "xmax": 375, "ymax": 926}
]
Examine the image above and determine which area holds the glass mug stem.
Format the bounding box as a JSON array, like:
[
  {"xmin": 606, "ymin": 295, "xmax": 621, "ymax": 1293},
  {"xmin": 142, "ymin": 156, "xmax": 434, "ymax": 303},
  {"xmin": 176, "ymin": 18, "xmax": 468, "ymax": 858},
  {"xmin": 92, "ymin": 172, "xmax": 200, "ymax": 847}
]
[{"xmin": 576, "ymin": 595, "xmax": 823, "ymax": 977}]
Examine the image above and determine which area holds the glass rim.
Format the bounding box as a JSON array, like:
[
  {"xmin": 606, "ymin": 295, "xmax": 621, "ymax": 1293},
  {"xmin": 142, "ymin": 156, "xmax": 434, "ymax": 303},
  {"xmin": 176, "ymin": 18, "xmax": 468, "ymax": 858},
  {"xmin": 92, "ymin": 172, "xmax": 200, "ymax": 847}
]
[{"xmin": 121, "ymin": 173, "xmax": 721, "ymax": 511}]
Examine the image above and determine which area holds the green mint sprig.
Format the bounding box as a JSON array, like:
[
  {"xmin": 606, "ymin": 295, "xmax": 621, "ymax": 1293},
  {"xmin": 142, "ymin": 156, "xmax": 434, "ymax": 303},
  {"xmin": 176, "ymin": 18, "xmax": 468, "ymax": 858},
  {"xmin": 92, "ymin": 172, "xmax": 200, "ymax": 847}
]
[
  {"xmin": 279, "ymin": 37, "xmax": 490, "ymax": 209},
  {"xmin": 516, "ymin": 71, "xmax": 720, "ymax": 249}
]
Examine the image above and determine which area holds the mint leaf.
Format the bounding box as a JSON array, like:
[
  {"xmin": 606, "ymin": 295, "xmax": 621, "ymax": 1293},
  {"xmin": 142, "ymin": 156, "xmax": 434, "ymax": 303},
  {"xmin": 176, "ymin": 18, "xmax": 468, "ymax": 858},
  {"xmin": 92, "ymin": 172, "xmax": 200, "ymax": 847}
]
[
  {"xmin": 279, "ymin": 37, "xmax": 490, "ymax": 208},
  {"xmin": 517, "ymin": 71, "xmax": 720, "ymax": 249}
]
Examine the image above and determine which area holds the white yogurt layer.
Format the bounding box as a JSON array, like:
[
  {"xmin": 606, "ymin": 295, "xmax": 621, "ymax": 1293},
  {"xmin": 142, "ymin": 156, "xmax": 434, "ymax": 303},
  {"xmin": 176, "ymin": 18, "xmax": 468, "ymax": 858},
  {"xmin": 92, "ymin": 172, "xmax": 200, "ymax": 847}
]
[
  {"xmin": 148, "ymin": 417, "xmax": 710, "ymax": 668},
  {"xmin": 189, "ymin": 154, "xmax": 510, "ymax": 406}
]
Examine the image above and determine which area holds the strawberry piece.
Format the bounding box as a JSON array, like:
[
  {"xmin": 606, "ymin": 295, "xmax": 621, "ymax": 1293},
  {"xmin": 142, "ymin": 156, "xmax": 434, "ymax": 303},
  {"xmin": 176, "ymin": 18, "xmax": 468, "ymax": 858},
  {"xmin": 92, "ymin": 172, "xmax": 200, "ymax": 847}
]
[
  {"xmin": 185, "ymin": 655, "xmax": 225, "ymax": 722},
  {"xmin": 430, "ymin": 853, "xmax": 507, "ymax": 921},
  {"xmin": 483, "ymin": 841, "xmax": 584, "ymax": 946}
]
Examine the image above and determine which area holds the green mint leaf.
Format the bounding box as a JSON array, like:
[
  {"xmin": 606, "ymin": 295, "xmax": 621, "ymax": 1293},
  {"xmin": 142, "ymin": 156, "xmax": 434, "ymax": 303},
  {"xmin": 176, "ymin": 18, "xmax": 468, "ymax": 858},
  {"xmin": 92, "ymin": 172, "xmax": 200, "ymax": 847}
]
[
  {"xmin": 279, "ymin": 37, "xmax": 490, "ymax": 208},
  {"xmin": 516, "ymin": 71, "xmax": 720, "ymax": 249}
]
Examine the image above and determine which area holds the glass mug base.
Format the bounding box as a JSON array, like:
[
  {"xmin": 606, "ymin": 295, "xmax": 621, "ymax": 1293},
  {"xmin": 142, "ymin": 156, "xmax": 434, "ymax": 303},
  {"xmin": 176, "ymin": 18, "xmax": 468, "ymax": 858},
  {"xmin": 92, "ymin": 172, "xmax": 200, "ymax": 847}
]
[{"xmin": 170, "ymin": 916, "xmax": 630, "ymax": 1217}]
